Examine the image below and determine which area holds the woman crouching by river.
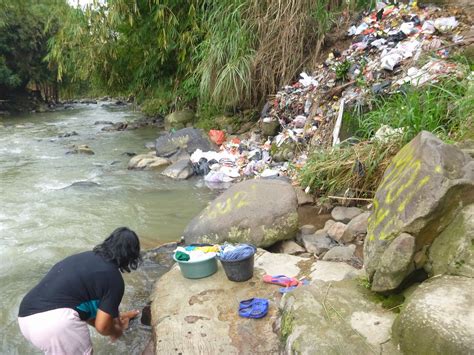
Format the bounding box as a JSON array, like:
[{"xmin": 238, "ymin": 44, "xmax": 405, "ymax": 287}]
[{"xmin": 18, "ymin": 227, "xmax": 141, "ymax": 354}]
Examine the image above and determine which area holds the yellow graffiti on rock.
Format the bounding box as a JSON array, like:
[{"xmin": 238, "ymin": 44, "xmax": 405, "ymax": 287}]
[
  {"xmin": 201, "ymin": 190, "xmax": 250, "ymax": 219},
  {"xmin": 368, "ymin": 142, "xmax": 438, "ymax": 242}
]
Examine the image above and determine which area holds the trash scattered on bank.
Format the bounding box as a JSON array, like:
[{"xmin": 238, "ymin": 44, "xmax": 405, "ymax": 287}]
[{"xmin": 184, "ymin": 2, "xmax": 469, "ymax": 186}]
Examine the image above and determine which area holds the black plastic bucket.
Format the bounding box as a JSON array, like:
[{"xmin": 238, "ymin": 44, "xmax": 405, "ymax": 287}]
[{"xmin": 219, "ymin": 251, "xmax": 255, "ymax": 282}]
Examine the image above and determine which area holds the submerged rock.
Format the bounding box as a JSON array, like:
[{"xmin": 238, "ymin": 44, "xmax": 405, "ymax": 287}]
[
  {"xmin": 393, "ymin": 275, "xmax": 474, "ymax": 354},
  {"xmin": 63, "ymin": 181, "xmax": 100, "ymax": 189},
  {"xmin": 66, "ymin": 144, "xmax": 94, "ymax": 155},
  {"xmin": 183, "ymin": 179, "xmax": 298, "ymax": 247},
  {"xmin": 364, "ymin": 131, "xmax": 474, "ymax": 292}
]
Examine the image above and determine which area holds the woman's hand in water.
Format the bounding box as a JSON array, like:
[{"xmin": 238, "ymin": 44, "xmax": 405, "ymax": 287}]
[
  {"xmin": 120, "ymin": 309, "xmax": 140, "ymax": 324},
  {"xmin": 109, "ymin": 310, "xmax": 140, "ymax": 341}
]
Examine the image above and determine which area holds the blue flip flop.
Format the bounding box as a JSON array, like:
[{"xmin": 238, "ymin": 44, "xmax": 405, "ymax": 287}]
[
  {"xmin": 279, "ymin": 279, "xmax": 310, "ymax": 294},
  {"xmin": 238, "ymin": 298, "xmax": 269, "ymax": 319}
]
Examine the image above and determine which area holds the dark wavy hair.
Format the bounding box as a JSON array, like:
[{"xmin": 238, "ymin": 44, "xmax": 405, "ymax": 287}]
[{"xmin": 93, "ymin": 227, "xmax": 141, "ymax": 273}]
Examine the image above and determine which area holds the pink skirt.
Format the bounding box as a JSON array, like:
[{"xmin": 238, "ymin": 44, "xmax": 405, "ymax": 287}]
[{"xmin": 18, "ymin": 308, "xmax": 93, "ymax": 355}]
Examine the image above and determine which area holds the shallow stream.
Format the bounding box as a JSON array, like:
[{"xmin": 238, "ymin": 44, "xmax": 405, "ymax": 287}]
[{"xmin": 0, "ymin": 103, "xmax": 216, "ymax": 354}]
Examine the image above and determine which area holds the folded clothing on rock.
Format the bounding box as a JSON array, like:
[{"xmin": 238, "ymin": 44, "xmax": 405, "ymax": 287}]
[
  {"xmin": 218, "ymin": 243, "xmax": 256, "ymax": 261},
  {"xmin": 174, "ymin": 246, "xmax": 217, "ymax": 262}
]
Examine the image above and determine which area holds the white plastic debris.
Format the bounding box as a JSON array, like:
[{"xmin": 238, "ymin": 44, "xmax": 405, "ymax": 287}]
[
  {"xmin": 371, "ymin": 38, "xmax": 387, "ymax": 49},
  {"xmin": 260, "ymin": 169, "xmax": 279, "ymax": 178},
  {"xmin": 348, "ymin": 22, "xmax": 368, "ymax": 36},
  {"xmin": 434, "ymin": 17, "xmax": 458, "ymax": 33},
  {"xmin": 299, "ymin": 72, "xmax": 318, "ymax": 87},
  {"xmin": 421, "ymin": 20, "xmax": 435, "ymax": 34},
  {"xmin": 204, "ymin": 171, "xmax": 234, "ymax": 183},
  {"xmin": 400, "ymin": 22, "xmax": 417, "ymax": 35},
  {"xmin": 381, "ymin": 52, "xmax": 404, "ymax": 70},
  {"xmin": 190, "ymin": 149, "xmax": 236, "ymax": 164},
  {"xmin": 373, "ymin": 125, "xmax": 405, "ymax": 142}
]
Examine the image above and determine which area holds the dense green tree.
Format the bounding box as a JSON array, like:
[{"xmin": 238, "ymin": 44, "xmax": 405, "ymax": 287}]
[{"xmin": 0, "ymin": 0, "xmax": 69, "ymax": 102}]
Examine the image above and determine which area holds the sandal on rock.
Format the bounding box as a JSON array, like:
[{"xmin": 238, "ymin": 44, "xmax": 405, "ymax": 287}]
[
  {"xmin": 238, "ymin": 298, "xmax": 269, "ymax": 319},
  {"xmin": 262, "ymin": 274, "xmax": 300, "ymax": 288},
  {"xmin": 279, "ymin": 279, "xmax": 310, "ymax": 294}
]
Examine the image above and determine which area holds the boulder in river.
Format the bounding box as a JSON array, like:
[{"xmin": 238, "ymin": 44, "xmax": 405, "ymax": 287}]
[
  {"xmin": 364, "ymin": 131, "xmax": 474, "ymax": 292},
  {"xmin": 66, "ymin": 144, "xmax": 94, "ymax": 155},
  {"xmin": 392, "ymin": 275, "xmax": 474, "ymax": 354},
  {"xmin": 155, "ymin": 127, "xmax": 215, "ymax": 158},
  {"xmin": 183, "ymin": 179, "xmax": 298, "ymax": 247},
  {"xmin": 127, "ymin": 152, "xmax": 170, "ymax": 170},
  {"xmin": 161, "ymin": 159, "xmax": 194, "ymax": 180},
  {"xmin": 164, "ymin": 109, "xmax": 195, "ymax": 130}
]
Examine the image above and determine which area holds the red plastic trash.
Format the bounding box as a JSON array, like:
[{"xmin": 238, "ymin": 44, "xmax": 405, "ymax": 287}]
[{"xmin": 209, "ymin": 129, "xmax": 226, "ymax": 145}]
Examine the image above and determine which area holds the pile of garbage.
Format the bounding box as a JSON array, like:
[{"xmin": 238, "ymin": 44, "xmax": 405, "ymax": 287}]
[
  {"xmin": 191, "ymin": 2, "xmax": 469, "ymax": 185},
  {"xmin": 190, "ymin": 134, "xmax": 291, "ymax": 184},
  {"xmin": 259, "ymin": 2, "xmax": 468, "ymax": 160}
]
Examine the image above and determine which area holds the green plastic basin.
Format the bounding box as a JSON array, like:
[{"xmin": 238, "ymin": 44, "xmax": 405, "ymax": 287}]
[{"xmin": 173, "ymin": 254, "xmax": 218, "ymax": 279}]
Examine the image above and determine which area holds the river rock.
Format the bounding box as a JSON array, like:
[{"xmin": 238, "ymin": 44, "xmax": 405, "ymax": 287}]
[
  {"xmin": 274, "ymin": 240, "xmax": 306, "ymax": 255},
  {"xmin": 161, "ymin": 159, "xmax": 194, "ymax": 180},
  {"xmin": 280, "ymin": 279, "xmax": 399, "ymax": 354},
  {"xmin": 94, "ymin": 120, "xmax": 113, "ymax": 125},
  {"xmin": 371, "ymin": 233, "xmax": 416, "ymax": 292},
  {"xmin": 327, "ymin": 221, "xmax": 347, "ymax": 242},
  {"xmin": 331, "ymin": 206, "xmax": 363, "ymax": 223},
  {"xmin": 427, "ymin": 204, "xmax": 474, "ymax": 278},
  {"xmin": 323, "ymin": 219, "xmax": 336, "ymax": 231},
  {"xmin": 323, "ymin": 244, "xmax": 356, "ymax": 261},
  {"xmin": 127, "ymin": 152, "xmax": 170, "ymax": 170},
  {"xmin": 150, "ymin": 249, "xmax": 310, "ymax": 354},
  {"xmin": 302, "ymin": 230, "xmax": 336, "ymax": 256},
  {"xmin": 183, "ymin": 179, "xmax": 298, "ymax": 248},
  {"xmin": 341, "ymin": 211, "xmax": 370, "ymax": 243},
  {"xmin": 393, "ymin": 275, "xmax": 474, "ymax": 354},
  {"xmin": 364, "ymin": 131, "xmax": 474, "ymax": 292},
  {"xmin": 309, "ymin": 261, "xmax": 363, "ymax": 282},
  {"xmin": 300, "ymin": 224, "xmax": 316, "ymax": 235},
  {"xmin": 67, "ymin": 144, "xmax": 94, "ymax": 155},
  {"xmin": 294, "ymin": 186, "xmax": 314, "ymax": 205},
  {"xmin": 58, "ymin": 131, "xmax": 78, "ymax": 138},
  {"xmin": 155, "ymin": 128, "xmax": 215, "ymax": 157},
  {"xmin": 164, "ymin": 109, "xmax": 195, "ymax": 130},
  {"xmin": 167, "ymin": 148, "xmax": 191, "ymax": 164}
]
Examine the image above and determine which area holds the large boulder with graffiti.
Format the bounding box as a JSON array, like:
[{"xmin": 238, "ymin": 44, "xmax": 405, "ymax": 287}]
[
  {"xmin": 364, "ymin": 131, "xmax": 474, "ymax": 292},
  {"xmin": 183, "ymin": 179, "xmax": 298, "ymax": 247}
]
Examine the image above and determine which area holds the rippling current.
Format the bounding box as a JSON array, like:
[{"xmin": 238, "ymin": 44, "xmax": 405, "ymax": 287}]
[{"xmin": 0, "ymin": 103, "xmax": 216, "ymax": 354}]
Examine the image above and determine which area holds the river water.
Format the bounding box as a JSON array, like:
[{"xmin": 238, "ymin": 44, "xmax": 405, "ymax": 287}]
[{"xmin": 0, "ymin": 103, "xmax": 217, "ymax": 354}]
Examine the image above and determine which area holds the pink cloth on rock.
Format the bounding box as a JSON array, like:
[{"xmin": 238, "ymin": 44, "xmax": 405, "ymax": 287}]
[{"xmin": 18, "ymin": 308, "xmax": 93, "ymax": 355}]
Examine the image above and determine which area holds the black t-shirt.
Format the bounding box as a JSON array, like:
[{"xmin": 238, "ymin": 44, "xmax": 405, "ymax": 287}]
[{"xmin": 19, "ymin": 251, "xmax": 124, "ymax": 321}]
